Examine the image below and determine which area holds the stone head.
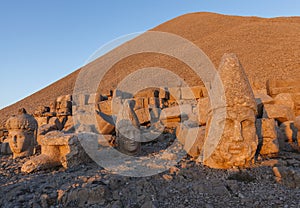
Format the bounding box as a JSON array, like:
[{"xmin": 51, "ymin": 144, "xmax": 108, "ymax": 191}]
[
  {"xmin": 6, "ymin": 108, "xmax": 38, "ymax": 159},
  {"xmin": 204, "ymin": 54, "xmax": 257, "ymax": 169},
  {"xmin": 116, "ymin": 99, "xmax": 141, "ymax": 156}
]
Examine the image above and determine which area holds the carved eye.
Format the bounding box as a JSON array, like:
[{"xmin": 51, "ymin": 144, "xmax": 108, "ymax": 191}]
[
  {"xmin": 242, "ymin": 120, "xmax": 253, "ymax": 128},
  {"xmin": 225, "ymin": 118, "xmax": 234, "ymax": 126}
]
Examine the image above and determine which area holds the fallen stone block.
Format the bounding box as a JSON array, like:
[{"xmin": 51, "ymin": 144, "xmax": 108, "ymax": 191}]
[
  {"xmin": 176, "ymin": 124, "xmax": 205, "ymax": 158},
  {"xmin": 48, "ymin": 117, "xmax": 63, "ymax": 131},
  {"xmin": 273, "ymin": 166, "xmax": 300, "ymax": 188},
  {"xmin": 160, "ymin": 105, "xmax": 188, "ymax": 125},
  {"xmin": 263, "ymin": 104, "xmax": 295, "ymax": 123},
  {"xmin": 181, "ymin": 86, "xmax": 202, "ymax": 100},
  {"xmin": 135, "ymin": 108, "xmax": 151, "ymax": 125},
  {"xmin": 168, "ymin": 87, "xmax": 181, "ymax": 101},
  {"xmin": 35, "ymin": 116, "xmax": 49, "ymax": 127},
  {"xmin": 62, "ymin": 116, "xmax": 74, "ymax": 133},
  {"xmin": 267, "ymin": 79, "xmax": 300, "ymax": 97},
  {"xmin": 22, "ymin": 131, "xmax": 91, "ymax": 173},
  {"xmin": 133, "ymin": 97, "xmax": 145, "ymax": 110},
  {"xmin": 274, "ymin": 93, "xmax": 295, "ymax": 112},
  {"xmin": 255, "ymin": 93, "xmax": 274, "ymax": 118},
  {"xmin": 256, "ymin": 118, "xmax": 279, "ymax": 156},
  {"xmin": 196, "ymin": 97, "xmax": 210, "ymax": 126},
  {"xmin": 95, "ymin": 111, "xmax": 115, "ymax": 134},
  {"xmin": 279, "ymin": 121, "xmax": 298, "ymax": 144},
  {"xmin": 97, "ymin": 100, "xmax": 112, "ymax": 115}
]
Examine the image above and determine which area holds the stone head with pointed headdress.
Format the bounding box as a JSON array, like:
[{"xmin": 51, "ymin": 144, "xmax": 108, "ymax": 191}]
[{"xmin": 204, "ymin": 53, "xmax": 258, "ymax": 169}]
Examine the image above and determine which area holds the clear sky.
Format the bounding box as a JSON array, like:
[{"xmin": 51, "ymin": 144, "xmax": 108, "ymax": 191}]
[{"xmin": 0, "ymin": 0, "xmax": 299, "ymax": 109}]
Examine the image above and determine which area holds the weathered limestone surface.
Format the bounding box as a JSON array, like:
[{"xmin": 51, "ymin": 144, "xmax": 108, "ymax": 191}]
[
  {"xmin": 6, "ymin": 108, "xmax": 38, "ymax": 159},
  {"xmin": 135, "ymin": 108, "xmax": 151, "ymax": 125},
  {"xmin": 181, "ymin": 86, "xmax": 202, "ymax": 100},
  {"xmin": 279, "ymin": 121, "xmax": 298, "ymax": 144},
  {"xmin": 267, "ymin": 79, "xmax": 300, "ymax": 97},
  {"xmin": 274, "ymin": 93, "xmax": 295, "ymax": 112},
  {"xmin": 266, "ymin": 79, "xmax": 300, "ymax": 116},
  {"xmin": 95, "ymin": 111, "xmax": 115, "ymax": 135},
  {"xmin": 97, "ymin": 100, "xmax": 112, "ymax": 115},
  {"xmin": 263, "ymin": 104, "xmax": 295, "ymax": 123},
  {"xmin": 197, "ymin": 97, "xmax": 210, "ymax": 126},
  {"xmin": 176, "ymin": 123, "xmax": 205, "ymax": 158},
  {"xmin": 159, "ymin": 106, "xmax": 188, "ymax": 128},
  {"xmin": 115, "ymin": 100, "xmax": 141, "ymax": 156},
  {"xmin": 202, "ymin": 53, "xmax": 258, "ymax": 169},
  {"xmin": 256, "ymin": 118, "xmax": 279, "ymax": 156},
  {"xmin": 55, "ymin": 95, "xmax": 72, "ymax": 116},
  {"xmin": 22, "ymin": 131, "xmax": 91, "ymax": 173},
  {"xmin": 254, "ymin": 93, "xmax": 274, "ymax": 118}
]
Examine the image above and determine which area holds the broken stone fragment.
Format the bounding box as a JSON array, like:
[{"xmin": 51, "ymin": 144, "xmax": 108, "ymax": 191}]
[
  {"xmin": 263, "ymin": 104, "xmax": 295, "ymax": 123},
  {"xmin": 135, "ymin": 108, "xmax": 151, "ymax": 125},
  {"xmin": 274, "ymin": 93, "xmax": 295, "ymax": 112},
  {"xmin": 256, "ymin": 118, "xmax": 279, "ymax": 157},
  {"xmin": 181, "ymin": 86, "xmax": 202, "ymax": 100},
  {"xmin": 176, "ymin": 123, "xmax": 205, "ymax": 158},
  {"xmin": 196, "ymin": 97, "xmax": 210, "ymax": 126},
  {"xmin": 266, "ymin": 78, "xmax": 300, "ymax": 98},
  {"xmin": 95, "ymin": 111, "xmax": 115, "ymax": 134},
  {"xmin": 272, "ymin": 166, "xmax": 300, "ymax": 188},
  {"xmin": 279, "ymin": 121, "xmax": 298, "ymax": 144},
  {"xmin": 22, "ymin": 131, "xmax": 91, "ymax": 173},
  {"xmin": 254, "ymin": 93, "xmax": 274, "ymax": 118}
]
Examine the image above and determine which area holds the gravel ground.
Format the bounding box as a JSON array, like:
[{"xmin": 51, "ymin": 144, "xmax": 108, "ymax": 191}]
[{"xmin": 1, "ymin": 151, "xmax": 300, "ymax": 208}]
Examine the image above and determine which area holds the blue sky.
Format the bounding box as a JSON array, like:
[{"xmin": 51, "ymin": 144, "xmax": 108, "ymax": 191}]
[{"xmin": 0, "ymin": 0, "xmax": 299, "ymax": 109}]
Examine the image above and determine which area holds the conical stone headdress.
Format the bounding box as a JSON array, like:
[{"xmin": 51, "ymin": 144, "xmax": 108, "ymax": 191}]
[{"xmin": 218, "ymin": 53, "xmax": 257, "ymax": 113}]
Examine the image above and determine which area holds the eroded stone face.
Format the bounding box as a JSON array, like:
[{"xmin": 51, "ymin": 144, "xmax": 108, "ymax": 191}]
[
  {"xmin": 206, "ymin": 107, "xmax": 257, "ymax": 168},
  {"xmin": 6, "ymin": 108, "xmax": 37, "ymax": 159},
  {"xmin": 116, "ymin": 100, "xmax": 141, "ymax": 156},
  {"xmin": 203, "ymin": 53, "xmax": 257, "ymax": 169},
  {"xmin": 8, "ymin": 130, "xmax": 34, "ymax": 155}
]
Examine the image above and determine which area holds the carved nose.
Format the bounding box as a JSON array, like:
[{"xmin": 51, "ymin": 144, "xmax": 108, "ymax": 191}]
[
  {"xmin": 233, "ymin": 121, "xmax": 243, "ymax": 142},
  {"xmin": 13, "ymin": 136, "xmax": 17, "ymax": 143}
]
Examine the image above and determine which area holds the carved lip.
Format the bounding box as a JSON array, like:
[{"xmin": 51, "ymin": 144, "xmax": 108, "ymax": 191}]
[{"xmin": 228, "ymin": 144, "xmax": 243, "ymax": 155}]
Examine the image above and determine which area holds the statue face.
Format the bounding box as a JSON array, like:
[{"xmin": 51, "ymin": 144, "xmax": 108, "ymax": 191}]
[
  {"xmin": 209, "ymin": 107, "xmax": 257, "ymax": 168},
  {"xmin": 117, "ymin": 130, "xmax": 141, "ymax": 155},
  {"xmin": 8, "ymin": 130, "xmax": 33, "ymax": 155},
  {"xmin": 121, "ymin": 137, "xmax": 140, "ymax": 152}
]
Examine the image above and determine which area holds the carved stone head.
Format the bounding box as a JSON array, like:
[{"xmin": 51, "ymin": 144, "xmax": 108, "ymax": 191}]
[
  {"xmin": 6, "ymin": 108, "xmax": 38, "ymax": 159},
  {"xmin": 204, "ymin": 54, "xmax": 258, "ymax": 169},
  {"xmin": 116, "ymin": 99, "xmax": 141, "ymax": 156}
]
